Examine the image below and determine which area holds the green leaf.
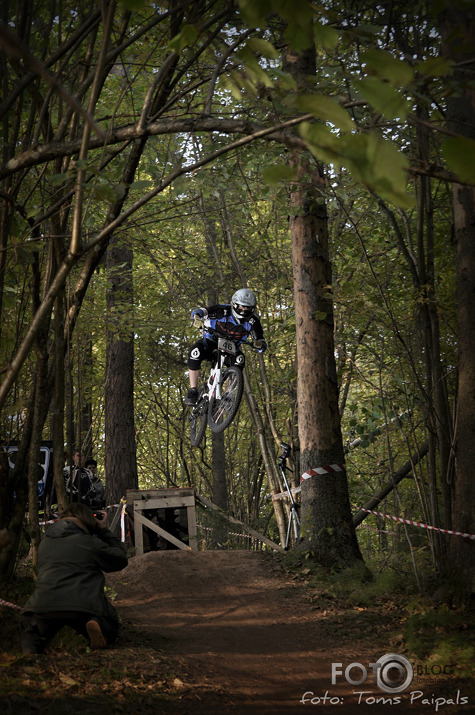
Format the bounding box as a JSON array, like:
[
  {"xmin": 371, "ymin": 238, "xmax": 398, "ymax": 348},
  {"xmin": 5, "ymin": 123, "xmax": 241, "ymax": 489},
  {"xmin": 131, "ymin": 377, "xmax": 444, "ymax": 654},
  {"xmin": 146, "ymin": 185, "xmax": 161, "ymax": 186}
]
[
  {"xmin": 243, "ymin": 59, "xmax": 274, "ymax": 88},
  {"xmin": 362, "ymin": 49, "xmax": 414, "ymax": 87},
  {"xmin": 246, "ymin": 37, "xmax": 279, "ymax": 59},
  {"xmin": 313, "ymin": 23, "xmax": 339, "ymax": 51},
  {"xmin": 314, "ymin": 310, "xmax": 327, "ymax": 320},
  {"xmin": 114, "ymin": 182, "xmax": 127, "ymax": 201},
  {"xmin": 284, "ymin": 21, "xmax": 314, "ymax": 52},
  {"xmin": 300, "ymin": 124, "xmax": 414, "ymax": 208},
  {"xmin": 219, "ymin": 73, "xmax": 243, "ymax": 100},
  {"xmin": 262, "ymin": 164, "xmax": 298, "ymax": 186},
  {"xmin": 299, "ymin": 122, "xmax": 343, "ymax": 165},
  {"xmin": 130, "ymin": 179, "xmax": 154, "ymax": 190},
  {"xmin": 272, "ymin": 69, "xmax": 298, "ymax": 91},
  {"xmin": 295, "ymin": 94, "xmax": 355, "ymax": 131},
  {"xmin": 168, "ymin": 24, "xmax": 198, "ymax": 52},
  {"xmin": 441, "ymin": 136, "xmax": 475, "ymax": 184},
  {"xmin": 50, "ymin": 173, "xmax": 70, "ymax": 186},
  {"xmin": 416, "ymin": 56, "xmax": 454, "ymax": 78},
  {"xmin": 92, "ymin": 184, "xmax": 117, "ymax": 202},
  {"xmin": 117, "ymin": 0, "xmax": 147, "ymax": 9},
  {"xmin": 236, "ymin": 0, "xmax": 273, "ymax": 27},
  {"xmin": 361, "ymin": 133, "xmax": 413, "ymax": 207},
  {"xmin": 355, "ymin": 77, "xmax": 410, "ymax": 120}
]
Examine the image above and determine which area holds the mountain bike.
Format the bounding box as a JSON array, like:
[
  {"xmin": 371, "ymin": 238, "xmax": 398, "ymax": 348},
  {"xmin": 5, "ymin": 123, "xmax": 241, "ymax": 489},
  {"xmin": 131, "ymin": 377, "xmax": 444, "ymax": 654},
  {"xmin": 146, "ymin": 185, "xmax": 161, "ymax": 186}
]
[{"xmin": 189, "ymin": 325, "xmax": 257, "ymax": 447}]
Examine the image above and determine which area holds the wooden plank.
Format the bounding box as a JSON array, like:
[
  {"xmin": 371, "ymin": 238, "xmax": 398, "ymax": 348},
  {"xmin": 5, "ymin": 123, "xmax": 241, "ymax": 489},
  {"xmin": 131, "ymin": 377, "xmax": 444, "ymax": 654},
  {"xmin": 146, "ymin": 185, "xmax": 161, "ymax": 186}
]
[
  {"xmin": 187, "ymin": 504, "xmax": 198, "ymax": 551},
  {"xmin": 133, "ymin": 497, "xmax": 195, "ymax": 510},
  {"xmin": 126, "ymin": 488, "xmax": 195, "ymax": 504},
  {"xmin": 195, "ymin": 493, "xmax": 285, "ymax": 553},
  {"xmin": 134, "ymin": 507, "xmax": 145, "ymax": 555},
  {"xmin": 134, "ymin": 511, "xmax": 193, "ymax": 551}
]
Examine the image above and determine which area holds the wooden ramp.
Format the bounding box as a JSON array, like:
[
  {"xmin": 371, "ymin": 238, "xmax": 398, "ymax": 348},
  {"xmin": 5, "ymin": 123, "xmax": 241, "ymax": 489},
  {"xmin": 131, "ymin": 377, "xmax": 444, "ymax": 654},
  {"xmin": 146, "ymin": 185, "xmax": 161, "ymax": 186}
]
[{"xmin": 126, "ymin": 488, "xmax": 284, "ymax": 554}]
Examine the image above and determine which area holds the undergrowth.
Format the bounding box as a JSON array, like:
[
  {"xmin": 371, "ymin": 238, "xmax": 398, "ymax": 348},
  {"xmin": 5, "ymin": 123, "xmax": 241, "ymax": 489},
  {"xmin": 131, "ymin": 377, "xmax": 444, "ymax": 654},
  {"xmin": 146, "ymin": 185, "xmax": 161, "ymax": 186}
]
[{"xmin": 281, "ymin": 550, "xmax": 475, "ymax": 687}]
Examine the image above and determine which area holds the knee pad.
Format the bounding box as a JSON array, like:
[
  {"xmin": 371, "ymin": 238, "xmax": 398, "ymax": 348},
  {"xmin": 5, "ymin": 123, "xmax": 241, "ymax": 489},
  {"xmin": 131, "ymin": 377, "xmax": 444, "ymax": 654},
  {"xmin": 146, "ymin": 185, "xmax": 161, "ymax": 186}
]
[
  {"xmin": 188, "ymin": 342, "xmax": 204, "ymax": 370},
  {"xmin": 234, "ymin": 352, "xmax": 245, "ymax": 368}
]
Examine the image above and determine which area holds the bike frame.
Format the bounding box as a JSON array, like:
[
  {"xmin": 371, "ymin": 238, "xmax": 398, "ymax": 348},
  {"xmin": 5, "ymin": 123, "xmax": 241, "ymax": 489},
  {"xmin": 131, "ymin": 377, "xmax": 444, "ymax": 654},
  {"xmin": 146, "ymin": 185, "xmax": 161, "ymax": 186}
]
[
  {"xmin": 189, "ymin": 322, "xmax": 258, "ymax": 446},
  {"xmin": 205, "ymin": 336, "xmax": 237, "ymax": 403}
]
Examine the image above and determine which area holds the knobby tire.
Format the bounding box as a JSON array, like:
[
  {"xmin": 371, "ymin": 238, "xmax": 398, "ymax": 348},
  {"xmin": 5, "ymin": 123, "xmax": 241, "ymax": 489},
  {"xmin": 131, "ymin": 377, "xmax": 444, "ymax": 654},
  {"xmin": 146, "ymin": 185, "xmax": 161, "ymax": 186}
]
[
  {"xmin": 208, "ymin": 366, "xmax": 244, "ymax": 433},
  {"xmin": 190, "ymin": 387, "xmax": 209, "ymax": 447}
]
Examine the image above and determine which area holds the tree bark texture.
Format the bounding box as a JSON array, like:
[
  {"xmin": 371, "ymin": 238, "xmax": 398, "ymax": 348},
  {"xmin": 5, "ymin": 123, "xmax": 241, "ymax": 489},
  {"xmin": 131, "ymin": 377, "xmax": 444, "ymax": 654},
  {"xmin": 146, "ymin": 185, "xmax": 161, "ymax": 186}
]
[
  {"xmin": 451, "ymin": 182, "xmax": 475, "ymax": 592},
  {"xmin": 290, "ymin": 156, "xmax": 362, "ymax": 566},
  {"xmin": 104, "ymin": 238, "xmax": 138, "ymax": 504},
  {"xmin": 443, "ymin": 5, "xmax": 475, "ymax": 595}
]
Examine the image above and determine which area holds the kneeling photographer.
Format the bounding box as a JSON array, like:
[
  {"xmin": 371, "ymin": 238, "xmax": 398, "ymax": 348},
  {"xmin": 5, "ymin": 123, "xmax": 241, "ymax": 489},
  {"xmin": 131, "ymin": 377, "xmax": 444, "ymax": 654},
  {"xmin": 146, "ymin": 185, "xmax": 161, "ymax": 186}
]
[{"xmin": 21, "ymin": 503, "xmax": 128, "ymax": 654}]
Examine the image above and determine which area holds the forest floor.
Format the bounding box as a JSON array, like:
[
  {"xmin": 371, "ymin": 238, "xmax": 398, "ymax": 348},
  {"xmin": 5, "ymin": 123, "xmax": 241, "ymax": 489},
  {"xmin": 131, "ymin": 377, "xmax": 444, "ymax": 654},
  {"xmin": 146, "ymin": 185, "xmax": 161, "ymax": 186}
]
[{"xmin": 0, "ymin": 549, "xmax": 473, "ymax": 714}]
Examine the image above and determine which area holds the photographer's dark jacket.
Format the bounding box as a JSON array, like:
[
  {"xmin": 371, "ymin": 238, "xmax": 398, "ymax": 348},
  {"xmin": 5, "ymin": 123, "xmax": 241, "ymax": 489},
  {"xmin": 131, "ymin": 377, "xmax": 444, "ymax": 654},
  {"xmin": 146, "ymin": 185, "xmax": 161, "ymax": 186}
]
[{"xmin": 24, "ymin": 519, "xmax": 128, "ymax": 618}]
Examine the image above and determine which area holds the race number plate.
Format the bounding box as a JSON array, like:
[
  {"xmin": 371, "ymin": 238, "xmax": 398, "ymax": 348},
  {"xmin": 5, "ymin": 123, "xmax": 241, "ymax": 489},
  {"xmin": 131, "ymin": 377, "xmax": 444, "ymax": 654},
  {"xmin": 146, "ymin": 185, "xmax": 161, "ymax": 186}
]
[{"xmin": 217, "ymin": 337, "xmax": 236, "ymax": 354}]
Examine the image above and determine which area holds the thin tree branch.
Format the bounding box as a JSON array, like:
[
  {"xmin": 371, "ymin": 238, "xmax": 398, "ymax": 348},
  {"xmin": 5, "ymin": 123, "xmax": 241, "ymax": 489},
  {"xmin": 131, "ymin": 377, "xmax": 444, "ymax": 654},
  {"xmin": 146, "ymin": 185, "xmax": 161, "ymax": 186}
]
[{"xmin": 0, "ymin": 22, "xmax": 105, "ymax": 140}]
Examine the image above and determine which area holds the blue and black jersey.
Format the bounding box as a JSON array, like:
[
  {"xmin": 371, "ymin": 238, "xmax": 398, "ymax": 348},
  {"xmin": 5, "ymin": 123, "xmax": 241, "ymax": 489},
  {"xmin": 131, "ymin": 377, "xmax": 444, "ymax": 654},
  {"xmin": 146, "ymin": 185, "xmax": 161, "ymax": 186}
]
[{"xmin": 203, "ymin": 304, "xmax": 264, "ymax": 344}]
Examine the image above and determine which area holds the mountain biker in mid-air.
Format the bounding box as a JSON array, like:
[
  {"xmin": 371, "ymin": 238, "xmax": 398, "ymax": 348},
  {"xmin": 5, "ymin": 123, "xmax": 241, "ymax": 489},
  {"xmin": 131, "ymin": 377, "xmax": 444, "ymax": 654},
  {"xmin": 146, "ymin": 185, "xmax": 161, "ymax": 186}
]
[{"xmin": 184, "ymin": 288, "xmax": 267, "ymax": 406}]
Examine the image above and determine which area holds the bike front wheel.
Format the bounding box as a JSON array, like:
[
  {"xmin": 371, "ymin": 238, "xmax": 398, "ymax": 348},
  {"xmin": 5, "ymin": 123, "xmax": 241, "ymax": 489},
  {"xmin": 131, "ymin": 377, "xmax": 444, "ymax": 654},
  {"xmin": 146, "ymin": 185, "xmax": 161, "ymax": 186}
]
[
  {"xmin": 190, "ymin": 387, "xmax": 209, "ymax": 447},
  {"xmin": 208, "ymin": 366, "xmax": 244, "ymax": 433}
]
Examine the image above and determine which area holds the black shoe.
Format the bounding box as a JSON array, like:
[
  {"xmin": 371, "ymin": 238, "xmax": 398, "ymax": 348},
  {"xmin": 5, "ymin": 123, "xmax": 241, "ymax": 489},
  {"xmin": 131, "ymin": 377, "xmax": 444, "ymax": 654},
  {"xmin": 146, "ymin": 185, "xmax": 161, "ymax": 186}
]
[{"xmin": 184, "ymin": 388, "xmax": 198, "ymax": 405}]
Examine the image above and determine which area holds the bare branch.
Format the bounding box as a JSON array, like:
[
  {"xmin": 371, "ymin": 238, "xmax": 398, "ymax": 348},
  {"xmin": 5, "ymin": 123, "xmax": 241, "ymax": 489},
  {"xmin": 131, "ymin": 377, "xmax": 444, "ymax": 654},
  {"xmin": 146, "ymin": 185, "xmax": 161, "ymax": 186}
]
[
  {"xmin": 0, "ymin": 115, "xmax": 309, "ymax": 180},
  {"xmin": 0, "ymin": 22, "xmax": 105, "ymax": 140}
]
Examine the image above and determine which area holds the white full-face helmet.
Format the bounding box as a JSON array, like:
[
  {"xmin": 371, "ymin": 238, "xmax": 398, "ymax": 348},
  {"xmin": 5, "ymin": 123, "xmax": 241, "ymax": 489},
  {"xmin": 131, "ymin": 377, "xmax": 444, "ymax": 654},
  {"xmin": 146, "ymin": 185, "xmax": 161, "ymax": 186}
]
[{"xmin": 231, "ymin": 288, "xmax": 257, "ymax": 321}]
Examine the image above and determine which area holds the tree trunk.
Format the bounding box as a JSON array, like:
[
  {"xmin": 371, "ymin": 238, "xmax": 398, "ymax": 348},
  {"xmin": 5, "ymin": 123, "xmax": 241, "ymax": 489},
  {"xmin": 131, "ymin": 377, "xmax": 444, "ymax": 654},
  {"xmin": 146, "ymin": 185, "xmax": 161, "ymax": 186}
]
[
  {"xmin": 283, "ymin": 45, "xmax": 362, "ymax": 567},
  {"xmin": 290, "ymin": 153, "xmax": 363, "ymax": 566},
  {"xmin": 451, "ymin": 180, "xmax": 475, "ymax": 594},
  {"xmin": 28, "ymin": 344, "xmax": 49, "ymax": 566},
  {"xmin": 104, "ymin": 238, "xmax": 138, "ymax": 504},
  {"xmin": 443, "ymin": 5, "xmax": 475, "ymax": 597}
]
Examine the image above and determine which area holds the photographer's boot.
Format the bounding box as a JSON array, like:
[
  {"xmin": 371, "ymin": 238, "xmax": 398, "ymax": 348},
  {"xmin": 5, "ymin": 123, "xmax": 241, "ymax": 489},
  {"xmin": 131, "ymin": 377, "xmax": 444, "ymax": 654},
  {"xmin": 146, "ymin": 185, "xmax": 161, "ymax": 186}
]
[{"xmin": 86, "ymin": 619, "xmax": 107, "ymax": 649}]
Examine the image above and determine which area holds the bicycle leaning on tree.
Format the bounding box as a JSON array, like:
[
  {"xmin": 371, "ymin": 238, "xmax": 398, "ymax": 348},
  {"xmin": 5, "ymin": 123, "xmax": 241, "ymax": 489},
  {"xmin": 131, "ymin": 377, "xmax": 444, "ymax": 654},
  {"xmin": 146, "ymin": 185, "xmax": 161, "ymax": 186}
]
[{"xmin": 188, "ymin": 323, "xmax": 260, "ymax": 447}]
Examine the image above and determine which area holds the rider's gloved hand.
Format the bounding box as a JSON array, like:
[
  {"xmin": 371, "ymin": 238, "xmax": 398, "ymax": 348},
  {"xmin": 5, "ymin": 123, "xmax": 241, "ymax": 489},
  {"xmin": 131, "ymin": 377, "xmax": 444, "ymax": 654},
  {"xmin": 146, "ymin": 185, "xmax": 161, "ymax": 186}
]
[
  {"xmin": 191, "ymin": 308, "xmax": 207, "ymax": 319},
  {"xmin": 255, "ymin": 339, "xmax": 267, "ymax": 353}
]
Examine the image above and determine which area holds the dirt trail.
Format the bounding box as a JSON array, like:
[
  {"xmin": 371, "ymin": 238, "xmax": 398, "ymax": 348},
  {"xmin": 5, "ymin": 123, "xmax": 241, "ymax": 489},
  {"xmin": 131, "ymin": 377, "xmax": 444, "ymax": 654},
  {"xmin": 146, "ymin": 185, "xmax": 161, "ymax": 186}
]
[{"xmin": 106, "ymin": 550, "xmax": 439, "ymax": 715}]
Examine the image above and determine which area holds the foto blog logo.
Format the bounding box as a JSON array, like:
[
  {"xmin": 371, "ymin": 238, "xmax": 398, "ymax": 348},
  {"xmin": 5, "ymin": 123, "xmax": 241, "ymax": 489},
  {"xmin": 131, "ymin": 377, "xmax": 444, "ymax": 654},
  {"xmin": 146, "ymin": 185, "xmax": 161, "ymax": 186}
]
[{"xmin": 332, "ymin": 654, "xmax": 414, "ymax": 693}]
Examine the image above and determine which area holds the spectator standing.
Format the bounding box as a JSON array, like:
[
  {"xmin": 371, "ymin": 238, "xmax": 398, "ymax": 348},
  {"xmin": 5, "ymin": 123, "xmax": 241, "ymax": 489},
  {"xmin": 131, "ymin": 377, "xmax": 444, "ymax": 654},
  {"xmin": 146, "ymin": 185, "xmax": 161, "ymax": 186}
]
[{"xmin": 85, "ymin": 458, "xmax": 106, "ymax": 510}]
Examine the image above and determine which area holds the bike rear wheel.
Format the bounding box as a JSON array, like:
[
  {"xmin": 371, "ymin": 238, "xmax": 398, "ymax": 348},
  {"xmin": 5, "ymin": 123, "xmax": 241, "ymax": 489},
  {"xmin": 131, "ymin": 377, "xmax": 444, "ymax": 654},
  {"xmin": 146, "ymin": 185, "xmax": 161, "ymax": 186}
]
[
  {"xmin": 190, "ymin": 387, "xmax": 209, "ymax": 447},
  {"xmin": 208, "ymin": 366, "xmax": 244, "ymax": 433}
]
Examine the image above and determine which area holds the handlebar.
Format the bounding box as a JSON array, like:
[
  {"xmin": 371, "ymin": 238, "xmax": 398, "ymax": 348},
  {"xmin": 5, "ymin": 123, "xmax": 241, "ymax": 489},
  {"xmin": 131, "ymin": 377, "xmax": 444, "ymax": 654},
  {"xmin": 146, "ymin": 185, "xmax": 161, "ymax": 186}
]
[{"xmin": 192, "ymin": 322, "xmax": 260, "ymax": 351}]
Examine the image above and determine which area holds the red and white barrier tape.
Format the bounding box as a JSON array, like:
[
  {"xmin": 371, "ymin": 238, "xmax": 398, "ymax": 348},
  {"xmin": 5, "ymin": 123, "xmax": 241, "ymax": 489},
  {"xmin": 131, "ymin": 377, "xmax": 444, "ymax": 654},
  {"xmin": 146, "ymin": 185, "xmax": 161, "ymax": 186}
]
[
  {"xmin": 355, "ymin": 506, "xmax": 475, "ymax": 540},
  {"xmin": 272, "ymin": 465, "xmax": 345, "ymax": 499},
  {"xmin": 0, "ymin": 597, "xmax": 23, "ymax": 612},
  {"xmin": 301, "ymin": 464, "xmax": 346, "ymax": 482},
  {"xmin": 273, "ymin": 471, "xmax": 475, "ymax": 540},
  {"xmin": 197, "ymin": 524, "xmax": 255, "ymax": 540}
]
